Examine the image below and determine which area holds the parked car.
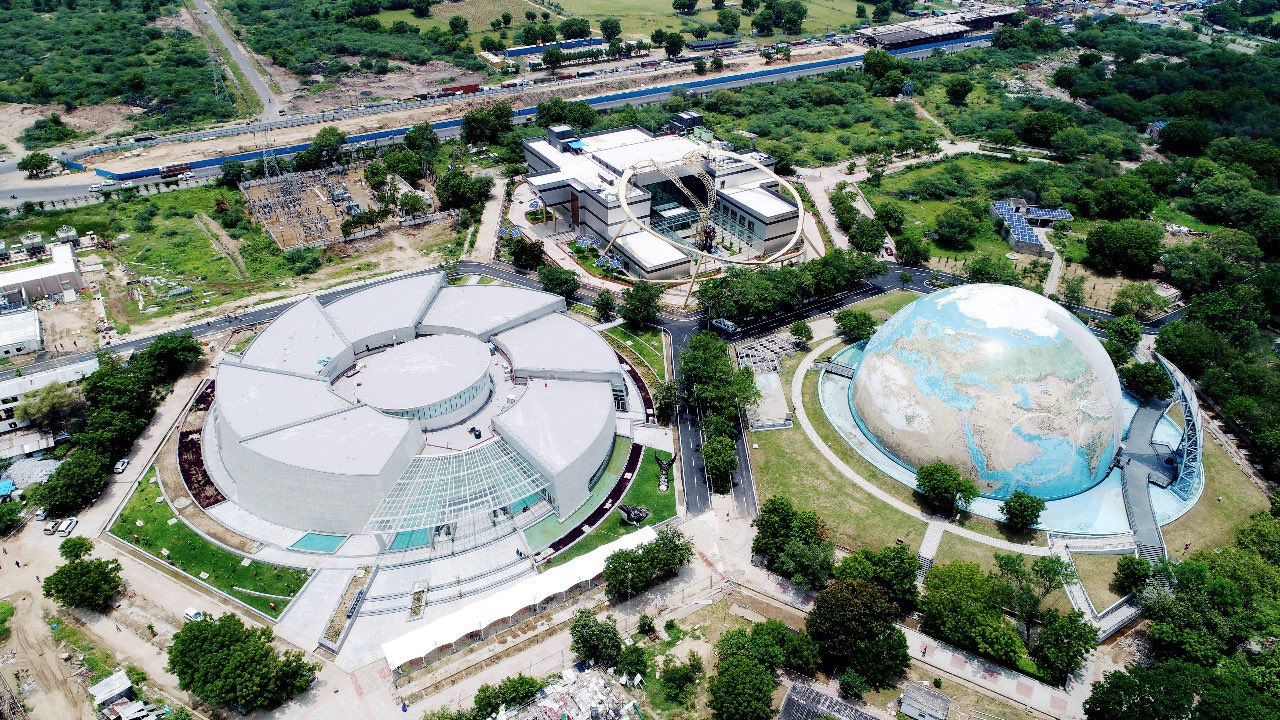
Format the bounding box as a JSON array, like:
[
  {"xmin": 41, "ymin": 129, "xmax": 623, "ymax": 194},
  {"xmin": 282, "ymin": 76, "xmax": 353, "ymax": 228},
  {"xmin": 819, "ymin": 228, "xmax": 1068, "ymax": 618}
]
[
  {"xmin": 43, "ymin": 520, "xmax": 60, "ymax": 535},
  {"xmin": 55, "ymin": 517, "xmax": 78, "ymax": 537},
  {"xmin": 34, "ymin": 507, "xmax": 48, "ymax": 520},
  {"xmin": 183, "ymin": 608, "xmax": 205, "ymax": 622},
  {"xmin": 113, "ymin": 459, "xmax": 130, "ymax": 474}
]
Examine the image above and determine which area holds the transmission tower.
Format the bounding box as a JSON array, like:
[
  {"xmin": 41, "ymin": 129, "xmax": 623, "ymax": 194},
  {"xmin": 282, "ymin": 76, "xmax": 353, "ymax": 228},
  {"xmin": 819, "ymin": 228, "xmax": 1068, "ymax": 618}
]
[{"xmin": 208, "ymin": 49, "xmax": 229, "ymax": 106}]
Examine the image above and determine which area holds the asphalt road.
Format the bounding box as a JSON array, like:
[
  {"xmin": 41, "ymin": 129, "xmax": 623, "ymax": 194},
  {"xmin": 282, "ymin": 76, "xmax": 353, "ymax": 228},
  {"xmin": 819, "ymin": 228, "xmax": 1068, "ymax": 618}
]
[{"xmin": 192, "ymin": 0, "xmax": 278, "ymax": 122}]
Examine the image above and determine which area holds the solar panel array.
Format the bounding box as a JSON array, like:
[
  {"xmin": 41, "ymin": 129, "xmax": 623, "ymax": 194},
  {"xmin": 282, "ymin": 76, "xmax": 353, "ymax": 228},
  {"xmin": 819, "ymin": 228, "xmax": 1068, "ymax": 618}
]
[
  {"xmin": 364, "ymin": 438, "xmax": 549, "ymax": 533},
  {"xmin": 991, "ymin": 200, "xmax": 1072, "ymax": 249}
]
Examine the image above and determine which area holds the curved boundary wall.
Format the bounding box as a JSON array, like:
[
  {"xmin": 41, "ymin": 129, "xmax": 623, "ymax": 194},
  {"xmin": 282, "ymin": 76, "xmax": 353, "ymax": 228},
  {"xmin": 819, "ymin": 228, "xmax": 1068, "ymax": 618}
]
[{"xmin": 72, "ymin": 35, "xmax": 992, "ymax": 182}]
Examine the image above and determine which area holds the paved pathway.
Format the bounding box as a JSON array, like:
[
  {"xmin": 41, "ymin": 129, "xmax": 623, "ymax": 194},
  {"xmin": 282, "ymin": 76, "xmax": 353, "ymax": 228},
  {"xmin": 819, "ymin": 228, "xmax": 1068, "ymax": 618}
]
[
  {"xmin": 192, "ymin": 0, "xmax": 278, "ymax": 121},
  {"xmin": 465, "ymin": 174, "xmax": 505, "ymax": 263},
  {"xmin": 918, "ymin": 522, "xmax": 945, "ymax": 560},
  {"xmin": 1121, "ymin": 397, "xmax": 1171, "ymax": 563}
]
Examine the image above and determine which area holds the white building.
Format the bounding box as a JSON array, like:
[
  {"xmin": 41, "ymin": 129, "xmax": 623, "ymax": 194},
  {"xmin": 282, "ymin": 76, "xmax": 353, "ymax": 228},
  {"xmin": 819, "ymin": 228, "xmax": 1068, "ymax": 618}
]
[
  {"xmin": 0, "ymin": 357, "xmax": 99, "ymax": 433},
  {"xmin": 206, "ymin": 274, "xmax": 629, "ymax": 536},
  {"xmin": 523, "ymin": 118, "xmax": 800, "ymax": 280},
  {"xmin": 0, "ymin": 309, "xmax": 41, "ymax": 358},
  {"xmin": 0, "ymin": 243, "xmax": 84, "ymax": 304}
]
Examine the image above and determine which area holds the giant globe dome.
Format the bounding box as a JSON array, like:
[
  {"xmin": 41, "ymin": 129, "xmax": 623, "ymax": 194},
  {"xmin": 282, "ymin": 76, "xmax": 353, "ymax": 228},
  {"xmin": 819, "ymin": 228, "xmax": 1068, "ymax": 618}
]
[{"xmin": 850, "ymin": 284, "xmax": 1124, "ymax": 501}]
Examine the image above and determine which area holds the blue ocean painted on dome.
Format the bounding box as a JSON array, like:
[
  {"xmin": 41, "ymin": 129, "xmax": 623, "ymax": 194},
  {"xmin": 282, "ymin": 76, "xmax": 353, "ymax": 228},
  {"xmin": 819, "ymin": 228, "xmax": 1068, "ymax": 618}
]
[{"xmin": 850, "ymin": 284, "xmax": 1124, "ymax": 501}]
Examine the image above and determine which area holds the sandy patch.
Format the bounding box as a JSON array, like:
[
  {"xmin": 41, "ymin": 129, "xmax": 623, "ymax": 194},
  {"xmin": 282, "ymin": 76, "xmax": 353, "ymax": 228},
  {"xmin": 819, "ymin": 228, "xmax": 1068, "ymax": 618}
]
[
  {"xmin": 290, "ymin": 62, "xmax": 487, "ymax": 114},
  {"xmin": 0, "ymin": 103, "xmax": 142, "ymax": 156},
  {"xmin": 152, "ymin": 5, "xmax": 201, "ymax": 34}
]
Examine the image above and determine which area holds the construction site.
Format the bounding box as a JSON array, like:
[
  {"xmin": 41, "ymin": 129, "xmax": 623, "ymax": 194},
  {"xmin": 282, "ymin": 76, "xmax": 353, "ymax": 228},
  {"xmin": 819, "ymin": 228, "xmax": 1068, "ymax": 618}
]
[{"xmin": 241, "ymin": 166, "xmax": 380, "ymax": 249}]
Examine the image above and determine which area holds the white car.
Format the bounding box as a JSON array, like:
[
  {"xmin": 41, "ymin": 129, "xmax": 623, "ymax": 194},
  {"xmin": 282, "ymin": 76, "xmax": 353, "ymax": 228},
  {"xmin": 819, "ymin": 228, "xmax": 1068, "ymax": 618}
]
[
  {"xmin": 89, "ymin": 184, "xmax": 103, "ymax": 192},
  {"xmin": 113, "ymin": 458, "xmax": 130, "ymax": 474},
  {"xmin": 179, "ymin": 171, "xmax": 195, "ymax": 180},
  {"xmin": 101, "ymin": 178, "xmax": 116, "ymax": 187},
  {"xmin": 183, "ymin": 608, "xmax": 205, "ymax": 622},
  {"xmin": 121, "ymin": 180, "xmax": 134, "ymax": 188}
]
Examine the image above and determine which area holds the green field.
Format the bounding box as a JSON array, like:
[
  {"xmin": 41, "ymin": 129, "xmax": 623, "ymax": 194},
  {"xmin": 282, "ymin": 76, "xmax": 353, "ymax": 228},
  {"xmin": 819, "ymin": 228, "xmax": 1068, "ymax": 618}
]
[
  {"xmin": 110, "ymin": 469, "xmax": 309, "ymax": 617},
  {"xmin": 0, "ymin": 187, "xmax": 293, "ymax": 326},
  {"xmin": 606, "ymin": 323, "xmax": 667, "ymax": 381},
  {"xmin": 1162, "ymin": 434, "xmax": 1269, "ymax": 555},
  {"xmin": 1072, "ymin": 552, "xmax": 1123, "ymax": 612},
  {"xmin": 544, "ymin": 447, "xmax": 677, "ymax": 568},
  {"xmin": 555, "ymin": 0, "xmax": 885, "ymax": 39}
]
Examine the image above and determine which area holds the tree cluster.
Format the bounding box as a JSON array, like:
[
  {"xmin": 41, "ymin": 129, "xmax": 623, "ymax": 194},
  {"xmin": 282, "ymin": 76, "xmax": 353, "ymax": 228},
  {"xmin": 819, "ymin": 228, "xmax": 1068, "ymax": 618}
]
[
  {"xmin": 678, "ymin": 332, "xmax": 759, "ymax": 490},
  {"xmin": 167, "ymin": 613, "xmax": 316, "ymax": 711},
  {"xmin": 28, "ymin": 334, "xmax": 203, "ymax": 515},
  {"xmin": 695, "ymin": 248, "xmax": 883, "ymax": 324},
  {"xmin": 42, "ymin": 537, "xmax": 122, "ymax": 611},
  {"xmin": 708, "ymin": 619, "xmax": 821, "ymax": 720},
  {"xmin": 751, "ymin": 496, "xmax": 834, "ymax": 591},
  {"xmin": 602, "ymin": 527, "xmax": 694, "ymax": 602}
]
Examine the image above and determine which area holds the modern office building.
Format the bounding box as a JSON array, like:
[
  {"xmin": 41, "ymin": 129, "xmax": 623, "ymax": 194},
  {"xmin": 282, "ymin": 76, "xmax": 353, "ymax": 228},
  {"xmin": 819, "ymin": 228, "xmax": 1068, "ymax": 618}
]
[
  {"xmin": 523, "ymin": 116, "xmax": 801, "ymax": 280},
  {"xmin": 204, "ymin": 274, "xmax": 629, "ymax": 537}
]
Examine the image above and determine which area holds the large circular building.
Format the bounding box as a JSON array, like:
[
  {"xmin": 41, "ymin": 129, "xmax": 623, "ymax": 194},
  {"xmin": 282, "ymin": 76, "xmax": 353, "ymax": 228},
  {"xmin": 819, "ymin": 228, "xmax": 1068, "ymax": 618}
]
[
  {"xmin": 203, "ymin": 272, "xmax": 631, "ymax": 538},
  {"xmin": 850, "ymin": 284, "xmax": 1124, "ymax": 501}
]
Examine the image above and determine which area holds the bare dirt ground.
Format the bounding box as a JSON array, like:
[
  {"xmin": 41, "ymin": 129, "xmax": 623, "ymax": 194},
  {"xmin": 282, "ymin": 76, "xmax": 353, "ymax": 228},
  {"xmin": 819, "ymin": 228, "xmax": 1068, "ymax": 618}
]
[
  {"xmin": 89, "ymin": 45, "xmax": 862, "ymax": 174},
  {"xmin": 152, "ymin": 5, "xmax": 202, "ymax": 34},
  {"xmin": 37, "ymin": 295, "xmax": 99, "ymax": 356},
  {"xmin": 0, "ymin": 103, "xmax": 141, "ymax": 155},
  {"xmin": 289, "ymin": 61, "xmax": 488, "ymax": 115},
  {"xmin": 244, "ymin": 165, "xmax": 379, "ymax": 249},
  {"xmin": 4, "ymin": 591, "xmax": 94, "ymax": 720}
]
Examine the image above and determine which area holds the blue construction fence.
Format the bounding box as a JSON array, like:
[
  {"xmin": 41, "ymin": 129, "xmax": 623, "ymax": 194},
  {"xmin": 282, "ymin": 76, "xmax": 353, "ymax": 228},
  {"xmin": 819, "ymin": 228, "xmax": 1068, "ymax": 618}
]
[
  {"xmin": 86, "ymin": 34, "xmax": 991, "ymax": 182},
  {"xmin": 505, "ymin": 37, "xmax": 605, "ymax": 58}
]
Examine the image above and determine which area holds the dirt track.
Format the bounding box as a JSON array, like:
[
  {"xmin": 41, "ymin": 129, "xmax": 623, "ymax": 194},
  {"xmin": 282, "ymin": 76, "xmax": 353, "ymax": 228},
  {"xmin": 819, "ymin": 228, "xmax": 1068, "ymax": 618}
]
[{"xmin": 6, "ymin": 591, "xmax": 94, "ymax": 720}]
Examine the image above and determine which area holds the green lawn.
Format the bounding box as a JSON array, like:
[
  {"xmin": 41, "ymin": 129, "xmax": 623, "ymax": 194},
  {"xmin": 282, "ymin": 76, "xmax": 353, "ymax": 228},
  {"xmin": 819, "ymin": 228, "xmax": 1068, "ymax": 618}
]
[
  {"xmin": 753, "ymin": 351, "xmax": 928, "ymax": 552},
  {"xmin": 1162, "ymin": 434, "xmax": 1269, "ymax": 556},
  {"xmin": 543, "ymin": 447, "xmax": 677, "ymax": 568},
  {"xmin": 1151, "ymin": 199, "xmax": 1227, "ymax": 234},
  {"xmin": 606, "ymin": 323, "xmax": 667, "ymax": 381},
  {"xmin": 0, "ymin": 601, "xmax": 12, "ymax": 642},
  {"xmin": 1072, "ymin": 552, "xmax": 1123, "ymax": 612},
  {"xmin": 850, "ymin": 288, "xmax": 919, "ymax": 321},
  {"xmin": 110, "ymin": 469, "xmax": 309, "ymax": 617}
]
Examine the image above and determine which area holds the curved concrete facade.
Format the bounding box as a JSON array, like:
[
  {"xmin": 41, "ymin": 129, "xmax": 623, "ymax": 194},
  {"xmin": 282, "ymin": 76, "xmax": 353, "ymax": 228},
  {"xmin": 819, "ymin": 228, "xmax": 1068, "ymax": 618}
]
[{"xmin": 206, "ymin": 273, "xmax": 630, "ymax": 535}]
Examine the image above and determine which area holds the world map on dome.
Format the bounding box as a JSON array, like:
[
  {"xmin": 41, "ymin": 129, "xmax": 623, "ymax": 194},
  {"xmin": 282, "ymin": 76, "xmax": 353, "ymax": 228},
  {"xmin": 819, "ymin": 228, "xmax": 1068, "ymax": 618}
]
[{"xmin": 850, "ymin": 284, "xmax": 1125, "ymax": 501}]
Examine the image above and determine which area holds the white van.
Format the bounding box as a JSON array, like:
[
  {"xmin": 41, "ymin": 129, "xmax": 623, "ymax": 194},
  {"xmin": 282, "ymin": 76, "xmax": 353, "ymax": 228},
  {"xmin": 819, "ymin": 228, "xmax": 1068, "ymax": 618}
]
[
  {"xmin": 55, "ymin": 518, "xmax": 78, "ymax": 537},
  {"xmin": 89, "ymin": 184, "xmax": 103, "ymax": 192}
]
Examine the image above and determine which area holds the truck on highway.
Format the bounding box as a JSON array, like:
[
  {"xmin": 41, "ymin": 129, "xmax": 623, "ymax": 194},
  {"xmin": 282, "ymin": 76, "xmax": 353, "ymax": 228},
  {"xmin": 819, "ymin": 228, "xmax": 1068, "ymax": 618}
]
[{"xmin": 160, "ymin": 163, "xmax": 192, "ymax": 179}]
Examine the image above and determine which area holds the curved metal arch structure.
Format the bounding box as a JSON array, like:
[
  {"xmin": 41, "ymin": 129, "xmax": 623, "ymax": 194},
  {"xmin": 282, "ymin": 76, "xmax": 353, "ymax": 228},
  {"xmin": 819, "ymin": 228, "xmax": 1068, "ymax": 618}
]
[
  {"xmin": 1155, "ymin": 352, "xmax": 1204, "ymax": 503},
  {"xmin": 600, "ymin": 147, "xmax": 807, "ymax": 300}
]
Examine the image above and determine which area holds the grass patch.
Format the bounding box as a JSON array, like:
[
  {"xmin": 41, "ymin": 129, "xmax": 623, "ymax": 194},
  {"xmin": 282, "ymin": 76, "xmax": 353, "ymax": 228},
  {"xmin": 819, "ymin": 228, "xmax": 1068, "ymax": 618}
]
[
  {"xmin": 1162, "ymin": 434, "xmax": 1269, "ymax": 555},
  {"xmin": 848, "ymin": 288, "xmax": 919, "ymax": 321},
  {"xmin": 1151, "ymin": 199, "xmax": 1227, "ymax": 234},
  {"xmin": 49, "ymin": 616, "xmax": 117, "ymax": 683},
  {"xmin": 605, "ymin": 323, "xmax": 666, "ymax": 381},
  {"xmin": 1072, "ymin": 552, "xmax": 1123, "ymax": 612},
  {"xmin": 754, "ymin": 351, "xmax": 928, "ymax": 552},
  {"xmin": 0, "ymin": 601, "xmax": 12, "ymax": 642},
  {"xmin": 543, "ymin": 447, "xmax": 677, "ymax": 568},
  {"xmin": 110, "ymin": 469, "xmax": 309, "ymax": 617},
  {"xmin": 228, "ymin": 331, "xmax": 259, "ymax": 355}
]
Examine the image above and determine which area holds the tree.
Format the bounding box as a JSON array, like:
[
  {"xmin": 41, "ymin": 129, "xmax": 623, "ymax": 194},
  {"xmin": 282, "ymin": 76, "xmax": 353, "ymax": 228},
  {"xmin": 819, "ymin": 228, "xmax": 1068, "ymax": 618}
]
[
  {"xmin": 921, "ymin": 562, "xmax": 1025, "ymax": 666},
  {"xmin": 134, "ymin": 332, "xmax": 203, "ymax": 386},
  {"xmin": 15, "ymin": 381, "xmax": 86, "ymax": 432},
  {"xmin": 838, "ymin": 669, "xmax": 870, "ymax": 699},
  {"xmin": 1113, "ymin": 555, "xmax": 1151, "ymax": 596},
  {"xmin": 752, "ymin": 496, "xmax": 798, "ymax": 561},
  {"xmin": 1032, "ymin": 609, "xmax": 1097, "ymax": 684},
  {"xmin": 600, "ymin": 17, "xmax": 622, "ymax": 40},
  {"xmin": 944, "ymin": 75, "xmax": 974, "ymax": 105},
  {"xmin": 1158, "ymin": 118, "xmax": 1213, "ymax": 156},
  {"xmin": 42, "ymin": 555, "xmax": 123, "ymax": 611},
  {"xmin": 694, "ymin": 58, "xmax": 708, "ymax": 75},
  {"xmin": 399, "ymin": 193, "xmax": 426, "ymax": 216},
  {"xmin": 617, "ymin": 645, "xmax": 648, "ymax": 677},
  {"xmin": 537, "ymin": 265, "xmax": 580, "ymax": 299},
  {"xmin": 664, "ymin": 33, "xmax": 686, "ymax": 57},
  {"xmin": 896, "ymin": 235, "xmax": 930, "ymax": 267},
  {"xmin": 703, "ymin": 435, "xmax": 739, "ymax": 494},
  {"xmin": 404, "ymin": 123, "xmax": 440, "ymax": 157},
  {"xmin": 620, "ymin": 281, "xmax": 662, "ymax": 325},
  {"xmin": 653, "ymin": 380, "xmax": 679, "ymax": 424},
  {"xmin": 672, "ymin": 0, "xmax": 698, "ymax": 13},
  {"xmin": 29, "ymin": 449, "xmax": 110, "ymax": 516},
  {"xmin": 448, "ymin": 15, "xmax": 468, "ymax": 35},
  {"xmin": 875, "ymin": 201, "xmax": 905, "ymax": 234},
  {"xmin": 593, "ymin": 289, "xmax": 617, "ymax": 322},
  {"xmin": 167, "ymin": 614, "xmax": 316, "ymax": 711},
  {"xmin": 1103, "ymin": 315, "xmax": 1142, "ymax": 350},
  {"xmin": 1050, "ymin": 127, "xmax": 1092, "ymax": 159},
  {"xmin": 1118, "ymin": 361, "xmax": 1173, "ymax": 400},
  {"xmin": 789, "ymin": 320, "xmax": 812, "ymax": 347},
  {"xmin": 541, "ymin": 46, "xmax": 567, "ymax": 70},
  {"xmin": 569, "ymin": 610, "xmax": 623, "ymax": 665},
  {"xmin": 1083, "ymin": 663, "xmax": 1203, "ymax": 720},
  {"xmin": 834, "ymin": 308, "xmax": 876, "ymax": 343},
  {"xmin": 776, "ymin": 536, "xmax": 834, "ymax": 591},
  {"xmin": 914, "ymin": 462, "xmax": 978, "ymax": 515},
  {"xmin": 1092, "ymin": 175, "xmax": 1157, "ymax": 219},
  {"xmin": 58, "ymin": 536, "xmax": 94, "ymax": 561},
  {"xmin": 741, "ymin": 0, "xmax": 759, "ymax": 11},
  {"xmin": 0, "ymin": 503, "xmax": 22, "ymax": 536},
  {"xmin": 1059, "ymin": 274, "xmax": 1086, "ymax": 308},
  {"xmin": 1085, "ymin": 220, "xmax": 1164, "ymax": 276},
  {"xmin": 460, "ymin": 103, "xmax": 513, "ymax": 145},
  {"xmin": 833, "ymin": 545, "xmax": 921, "ymax": 612},
  {"xmin": 435, "ymin": 170, "xmax": 494, "ymax": 211},
  {"xmin": 506, "ymin": 234, "xmax": 544, "ymax": 270},
  {"xmin": 718, "ymin": 8, "xmax": 741, "ymax": 32},
  {"xmin": 933, "ymin": 206, "xmax": 980, "ymax": 249},
  {"xmin": 1000, "ymin": 491, "xmax": 1045, "ymax": 533},
  {"xmin": 559, "ymin": 17, "xmax": 590, "ymax": 39},
  {"xmin": 991, "ymin": 553, "xmax": 1077, "ymax": 646},
  {"xmin": 218, "ymin": 160, "xmax": 246, "ymax": 187},
  {"xmin": 806, "ymin": 579, "xmax": 909, "ymax": 686},
  {"xmin": 473, "ymin": 675, "xmax": 543, "ymax": 720},
  {"xmin": 17, "ymin": 152, "xmax": 53, "ymax": 178},
  {"xmin": 603, "ymin": 527, "xmax": 694, "ymax": 601},
  {"xmin": 707, "ymin": 655, "xmax": 776, "ymax": 720},
  {"xmin": 691, "ymin": 26, "xmax": 709, "ymax": 39},
  {"xmin": 1111, "ymin": 282, "xmax": 1166, "ymax": 318}
]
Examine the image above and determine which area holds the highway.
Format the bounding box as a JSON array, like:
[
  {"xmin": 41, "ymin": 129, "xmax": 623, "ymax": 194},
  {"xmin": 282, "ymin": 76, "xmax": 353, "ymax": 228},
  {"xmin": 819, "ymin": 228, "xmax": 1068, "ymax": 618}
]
[
  {"xmin": 191, "ymin": 0, "xmax": 279, "ymax": 122},
  {"xmin": 1, "ymin": 35, "xmax": 992, "ymax": 208}
]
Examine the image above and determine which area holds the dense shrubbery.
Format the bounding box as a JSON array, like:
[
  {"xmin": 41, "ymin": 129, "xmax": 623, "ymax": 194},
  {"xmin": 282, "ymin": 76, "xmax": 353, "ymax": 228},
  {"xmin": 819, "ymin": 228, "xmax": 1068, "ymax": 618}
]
[
  {"xmin": 1085, "ymin": 513, "xmax": 1280, "ymax": 718},
  {"xmin": 695, "ymin": 248, "xmax": 883, "ymax": 324},
  {"xmin": 0, "ymin": 0, "xmax": 236, "ymax": 131},
  {"xmin": 222, "ymin": 0, "xmax": 484, "ymax": 77},
  {"xmin": 168, "ymin": 614, "xmax": 316, "ymax": 711},
  {"xmin": 602, "ymin": 527, "xmax": 694, "ymax": 602},
  {"xmin": 27, "ymin": 334, "xmax": 202, "ymax": 515}
]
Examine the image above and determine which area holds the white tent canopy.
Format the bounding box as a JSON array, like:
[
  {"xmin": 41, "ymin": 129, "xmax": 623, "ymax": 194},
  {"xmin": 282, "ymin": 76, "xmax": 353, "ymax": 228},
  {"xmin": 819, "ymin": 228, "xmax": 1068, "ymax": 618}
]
[{"xmin": 382, "ymin": 525, "xmax": 658, "ymax": 670}]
